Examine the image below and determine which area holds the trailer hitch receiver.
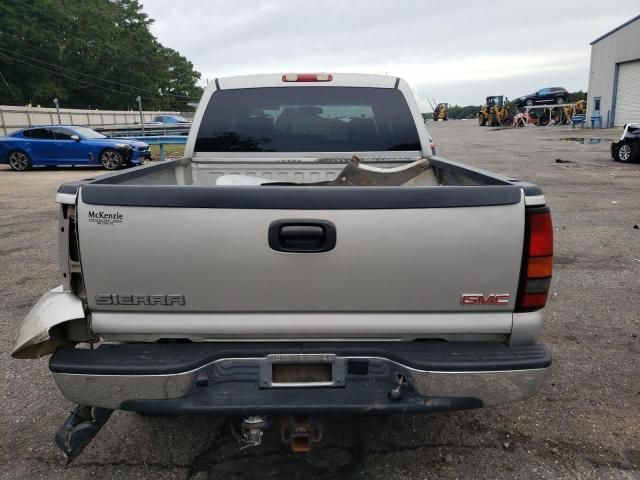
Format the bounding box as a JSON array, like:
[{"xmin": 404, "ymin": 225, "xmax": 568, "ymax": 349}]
[{"xmin": 281, "ymin": 416, "xmax": 323, "ymax": 453}]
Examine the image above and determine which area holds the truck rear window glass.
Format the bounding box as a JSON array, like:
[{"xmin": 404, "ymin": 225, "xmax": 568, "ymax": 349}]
[{"xmin": 195, "ymin": 87, "xmax": 421, "ymax": 152}]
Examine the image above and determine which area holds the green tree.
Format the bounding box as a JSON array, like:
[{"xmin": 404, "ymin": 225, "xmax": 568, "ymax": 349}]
[{"xmin": 0, "ymin": 0, "xmax": 202, "ymax": 110}]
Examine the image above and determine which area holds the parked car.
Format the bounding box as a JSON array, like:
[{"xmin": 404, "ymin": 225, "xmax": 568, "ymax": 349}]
[
  {"xmin": 0, "ymin": 125, "xmax": 151, "ymax": 171},
  {"xmin": 13, "ymin": 73, "xmax": 553, "ymax": 459},
  {"xmin": 514, "ymin": 87, "xmax": 569, "ymax": 107},
  {"xmin": 150, "ymin": 114, "xmax": 191, "ymax": 125},
  {"xmin": 611, "ymin": 123, "xmax": 640, "ymax": 162}
]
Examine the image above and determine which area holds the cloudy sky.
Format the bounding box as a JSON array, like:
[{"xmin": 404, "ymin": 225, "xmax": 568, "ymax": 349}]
[{"xmin": 141, "ymin": 0, "xmax": 639, "ymax": 109}]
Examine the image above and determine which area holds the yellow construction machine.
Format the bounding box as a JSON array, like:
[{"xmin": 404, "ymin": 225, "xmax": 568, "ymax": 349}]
[
  {"xmin": 552, "ymin": 99, "xmax": 586, "ymax": 125},
  {"xmin": 478, "ymin": 96, "xmax": 511, "ymax": 127},
  {"xmin": 428, "ymin": 99, "xmax": 449, "ymax": 121}
]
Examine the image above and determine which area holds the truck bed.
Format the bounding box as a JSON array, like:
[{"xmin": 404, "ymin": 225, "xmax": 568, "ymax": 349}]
[
  {"xmin": 57, "ymin": 155, "xmax": 544, "ymax": 192},
  {"xmin": 55, "ymin": 156, "xmax": 543, "ymax": 343}
]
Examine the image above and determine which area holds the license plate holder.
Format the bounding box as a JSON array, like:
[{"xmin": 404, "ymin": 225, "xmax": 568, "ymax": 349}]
[{"xmin": 259, "ymin": 354, "xmax": 346, "ymax": 388}]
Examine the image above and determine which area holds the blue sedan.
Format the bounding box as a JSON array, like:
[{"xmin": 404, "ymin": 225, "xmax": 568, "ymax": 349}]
[{"xmin": 0, "ymin": 125, "xmax": 151, "ymax": 171}]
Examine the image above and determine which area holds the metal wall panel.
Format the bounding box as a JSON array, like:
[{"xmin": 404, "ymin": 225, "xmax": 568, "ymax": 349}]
[
  {"xmin": 614, "ymin": 60, "xmax": 640, "ymax": 126},
  {"xmin": 587, "ymin": 17, "xmax": 640, "ymax": 126}
]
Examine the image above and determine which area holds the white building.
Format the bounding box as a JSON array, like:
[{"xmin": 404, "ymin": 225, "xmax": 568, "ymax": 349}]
[{"xmin": 587, "ymin": 14, "xmax": 640, "ymax": 127}]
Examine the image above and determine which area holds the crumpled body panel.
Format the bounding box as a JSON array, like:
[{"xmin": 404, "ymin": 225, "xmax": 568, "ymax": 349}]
[{"xmin": 12, "ymin": 286, "xmax": 85, "ymax": 359}]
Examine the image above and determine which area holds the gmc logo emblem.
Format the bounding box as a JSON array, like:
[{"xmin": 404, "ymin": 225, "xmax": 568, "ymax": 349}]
[{"xmin": 461, "ymin": 293, "xmax": 510, "ymax": 305}]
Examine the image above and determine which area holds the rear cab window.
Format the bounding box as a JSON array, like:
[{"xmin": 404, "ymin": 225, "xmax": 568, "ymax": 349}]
[{"xmin": 195, "ymin": 87, "xmax": 421, "ymax": 152}]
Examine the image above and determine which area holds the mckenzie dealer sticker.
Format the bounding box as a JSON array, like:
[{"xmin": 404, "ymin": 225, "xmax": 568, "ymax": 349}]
[{"xmin": 88, "ymin": 210, "xmax": 124, "ymax": 225}]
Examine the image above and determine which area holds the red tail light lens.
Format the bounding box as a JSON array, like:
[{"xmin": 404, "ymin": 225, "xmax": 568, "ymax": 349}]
[
  {"xmin": 516, "ymin": 207, "xmax": 553, "ymax": 312},
  {"xmin": 282, "ymin": 73, "xmax": 333, "ymax": 82},
  {"xmin": 529, "ymin": 213, "xmax": 553, "ymax": 256},
  {"xmin": 520, "ymin": 292, "xmax": 549, "ymax": 309}
]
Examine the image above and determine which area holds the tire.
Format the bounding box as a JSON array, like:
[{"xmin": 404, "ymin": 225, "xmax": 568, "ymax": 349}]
[
  {"xmin": 616, "ymin": 141, "xmax": 636, "ymax": 163},
  {"xmin": 478, "ymin": 115, "xmax": 486, "ymax": 126},
  {"xmin": 100, "ymin": 149, "xmax": 123, "ymax": 170},
  {"xmin": 488, "ymin": 114, "xmax": 496, "ymax": 127},
  {"xmin": 555, "ymin": 97, "xmax": 565, "ymax": 105},
  {"xmin": 539, "ymin": 115, "xmax": 550, "ymax": 127},
  {"xmin": 526, "ymin": 99, "xmax": 534, "ymax": 106},
  {"xmin": 7, "ymin": 150, "xmax": 32, "ymax": 171}
]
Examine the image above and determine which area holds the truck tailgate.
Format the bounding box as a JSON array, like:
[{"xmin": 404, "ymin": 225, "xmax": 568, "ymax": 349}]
[{"xmin": 76, "ymin": 185, "xmax": 525, "ymax": 320}]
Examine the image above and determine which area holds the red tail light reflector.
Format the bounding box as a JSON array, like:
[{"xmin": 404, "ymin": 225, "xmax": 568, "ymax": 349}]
[
  {"xmin": 282, "ymin": 73, "xmax": 333, "ymax": 82},
  {"xmin": 516, "ymin": 207, "xmax": 553, "ymax": 312},
  {"xmin": 529, "ymin": 213, "xmax": 553, "ymax": 256},
  {"xmin": 520, "ymin": 292, "xmax": 549, "ymax": 309}
]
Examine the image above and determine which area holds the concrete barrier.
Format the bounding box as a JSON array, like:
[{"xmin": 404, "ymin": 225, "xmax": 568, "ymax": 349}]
[{"xmin": 0, "ymin": 105, "xmax": 180, "ymax": 135}]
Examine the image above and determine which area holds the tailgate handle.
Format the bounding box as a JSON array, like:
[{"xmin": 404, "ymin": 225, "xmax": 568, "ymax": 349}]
[{"xmin": 269, "ymin": 220, "xmax": 336, "ymax": 253}]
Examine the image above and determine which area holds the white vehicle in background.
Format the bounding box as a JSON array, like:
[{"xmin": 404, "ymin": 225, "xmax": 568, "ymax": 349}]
[
  {"xmin": 13, "ymin": 73, "xmax": 554, "ymax": 459},
  {"xmin": 611, "ymin": 122, "xmax": 640, "ymax": 162}
]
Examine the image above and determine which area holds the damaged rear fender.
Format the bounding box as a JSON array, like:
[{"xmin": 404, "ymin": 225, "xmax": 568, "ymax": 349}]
[{"xmin": 12, "ymin": 286, "xmax": 86, "ymax": 359}]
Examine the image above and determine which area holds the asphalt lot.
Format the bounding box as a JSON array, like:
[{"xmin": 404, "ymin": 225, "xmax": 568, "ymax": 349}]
[{"xmin": 0, "ymin": 121, "xmax": 638, "ymax": 479}]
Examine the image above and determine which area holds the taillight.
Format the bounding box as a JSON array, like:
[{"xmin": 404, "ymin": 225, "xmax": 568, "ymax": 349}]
[
  {"xmin": 282, "ymin": 73, "xmax": 333, "ymax": 82},
  {"xmin": 429, "ymin": 138, "xmax": 437, "ymax": 156},
  {"xmin": 516, "ymin": 206, "xmax": 553, "ymax": 311}
]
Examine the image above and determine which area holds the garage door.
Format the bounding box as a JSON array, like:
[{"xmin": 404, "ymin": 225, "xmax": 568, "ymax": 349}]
[{"xmin": 615, "ymin": 60, "xmax": 640, "ymax": 126}]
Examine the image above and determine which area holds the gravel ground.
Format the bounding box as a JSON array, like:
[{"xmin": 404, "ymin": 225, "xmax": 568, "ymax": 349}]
[{"xmin": 0, "ymin": 121, "xmax": 638, "ymax": 479}]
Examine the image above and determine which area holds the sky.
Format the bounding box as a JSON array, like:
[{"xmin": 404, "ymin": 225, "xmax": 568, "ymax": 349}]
[{"xmin": 141, "ymin": 0, "xmax": 639, "ymax": 110}]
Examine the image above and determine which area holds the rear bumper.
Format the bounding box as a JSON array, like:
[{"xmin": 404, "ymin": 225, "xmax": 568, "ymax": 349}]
[{"xmin": 50, "ymin": 342, "xmax": 551, "ymax": 415}]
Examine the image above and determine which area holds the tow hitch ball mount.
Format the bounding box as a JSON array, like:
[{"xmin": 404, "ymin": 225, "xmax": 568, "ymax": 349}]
[
  {"xmin": 232, "ymin": 415, "xmax": 323, "ymax": 453},
  {"xmin": 231, "ymin": 416, "xmax": 272, "ymax": 449}
]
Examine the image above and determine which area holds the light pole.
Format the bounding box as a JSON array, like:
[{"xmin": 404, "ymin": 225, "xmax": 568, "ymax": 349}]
[
  {"xmin": 136, "ymin": 95, "xmax": 144, "ymax": 135},
  {"xmin": 53, "ymin": 98, "xmax": 61, "ymax": 124}
]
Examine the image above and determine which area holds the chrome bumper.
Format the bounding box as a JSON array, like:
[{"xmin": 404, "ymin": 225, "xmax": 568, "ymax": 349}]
[{"xmin": 52, "ymin": 355, "xmax": 549, "ymax": 412}]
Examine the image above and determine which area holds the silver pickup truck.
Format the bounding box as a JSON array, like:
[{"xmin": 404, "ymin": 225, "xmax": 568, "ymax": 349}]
[{"xmin": 13, "ymin": 73, "xmax": 553, "ymax": 458}]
